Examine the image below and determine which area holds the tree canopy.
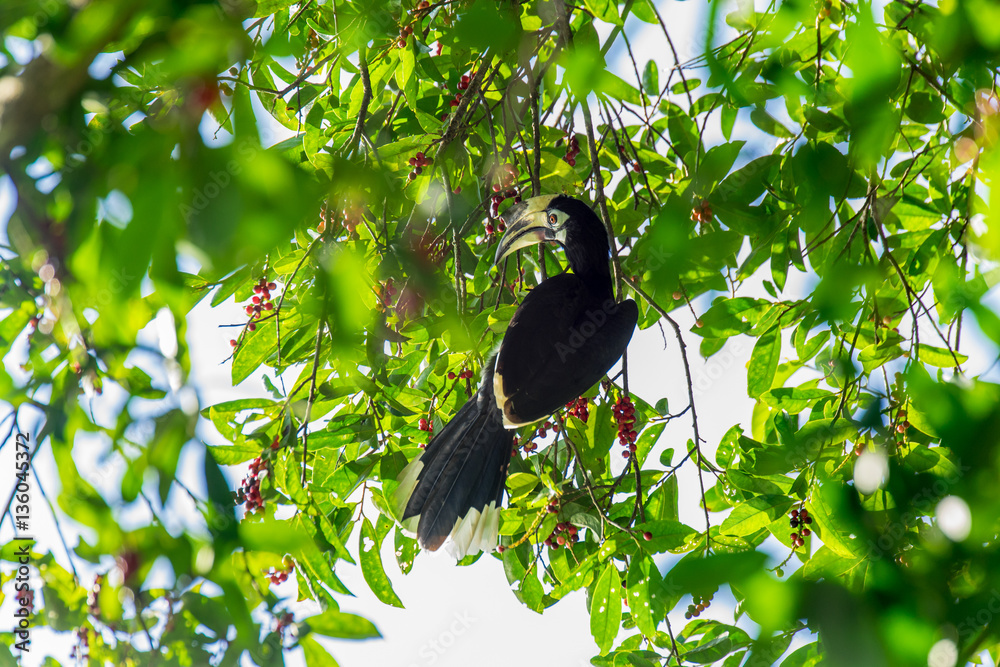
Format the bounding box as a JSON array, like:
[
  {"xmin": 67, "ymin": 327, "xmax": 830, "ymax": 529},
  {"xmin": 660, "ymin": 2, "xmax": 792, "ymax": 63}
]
[{"xmin": 2, "ymin": 0, "xmax": 1000, "ymax": 665}]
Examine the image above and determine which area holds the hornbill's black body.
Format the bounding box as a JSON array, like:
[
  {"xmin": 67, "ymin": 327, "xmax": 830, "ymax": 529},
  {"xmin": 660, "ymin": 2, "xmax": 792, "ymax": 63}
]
[{"xmin": 393, "ymin": 195, "xmax": 638, "ymax": 558}]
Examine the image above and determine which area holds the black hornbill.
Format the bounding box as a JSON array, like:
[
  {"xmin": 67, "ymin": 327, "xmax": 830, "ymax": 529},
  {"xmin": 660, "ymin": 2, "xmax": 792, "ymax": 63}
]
[{"xmin": 393, "ymin": 194, "xmax": 638, "ymax": 558}]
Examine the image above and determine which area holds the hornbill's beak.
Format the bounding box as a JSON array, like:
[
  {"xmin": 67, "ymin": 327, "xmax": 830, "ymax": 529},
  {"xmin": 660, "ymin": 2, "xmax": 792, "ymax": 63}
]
[{"xmin": 494, "ymin": 194, "xmax": 562, "ymax": 265}]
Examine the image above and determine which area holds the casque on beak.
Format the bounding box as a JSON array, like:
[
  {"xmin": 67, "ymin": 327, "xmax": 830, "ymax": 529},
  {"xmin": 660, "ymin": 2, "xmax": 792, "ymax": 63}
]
[{"xmin": 494, "ymin": 194, "xmax": 560, "ymax": 265}]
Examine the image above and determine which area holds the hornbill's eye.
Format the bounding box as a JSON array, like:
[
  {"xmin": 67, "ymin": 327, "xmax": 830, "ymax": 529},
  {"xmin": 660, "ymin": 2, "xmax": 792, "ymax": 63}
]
[{"xmin": 548, "ymin": 213, "xmax": 558, "ymax": 225}]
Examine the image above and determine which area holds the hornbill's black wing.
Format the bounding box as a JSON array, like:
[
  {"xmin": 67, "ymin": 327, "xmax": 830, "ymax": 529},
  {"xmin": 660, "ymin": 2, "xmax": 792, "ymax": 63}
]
[{"xmin": 494, "ymin": 272, "xmax": 638, "ymax": 427}]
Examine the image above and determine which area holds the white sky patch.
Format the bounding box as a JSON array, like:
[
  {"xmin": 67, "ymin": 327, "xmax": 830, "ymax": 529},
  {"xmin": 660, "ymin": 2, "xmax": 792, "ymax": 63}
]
[
  {"xmin": 854, "ymin": 450, "xmax": 889, "ymax": 495},
  {"xmin": 927, "ymin": 638, "xmax": 958, "ymax": 667},
  {"xmin": 935, "ymin": 496, "xmax": 972, "ymax": 542}
]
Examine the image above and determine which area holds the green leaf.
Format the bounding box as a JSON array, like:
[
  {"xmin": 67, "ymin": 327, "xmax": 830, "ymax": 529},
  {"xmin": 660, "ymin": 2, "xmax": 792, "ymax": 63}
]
[
  {"xmin": 720, "ymin": 495, "xmax": 793, "ymax": 536},
  {"xmin": 307, "ymin": 610, "xmax": 381, "ymax": 639},
  {"xmin": 359, "ymin": 518, "xmax": 404, "ymax": 608},
  {"xmin": 585, "ymin": 0, "xmax": 622, "ymax": 24},
  {"xmin": 917, "ymin": 344, "xmax": 965, "ymax": 368},
  {"xmin": 590, "ymin": 562, "xmax": 623, "ymax": 655},
  {"xmin": 252, "ymin": 0, "xmax": 297, "ymax": 19},
  {"xmin": 396, "ymin": 46, "xmax": 417, "ymax": 111},
  {"xmin": 747, "ymin": 326, "xmax": 781, "ymax": 398},
  {"xmin": 642, "ymin": 60, "xmax": 658, "ymax": 94},
  {"xmin": 626, "ymin": 557, "xmax": 659, "ymax": 637}
]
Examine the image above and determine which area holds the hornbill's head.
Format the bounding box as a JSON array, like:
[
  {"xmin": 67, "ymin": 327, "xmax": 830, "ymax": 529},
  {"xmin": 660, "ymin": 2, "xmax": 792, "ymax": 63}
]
[{"xmin": 493, "ymin": 195, "xmax": 610, "ymax": 272}]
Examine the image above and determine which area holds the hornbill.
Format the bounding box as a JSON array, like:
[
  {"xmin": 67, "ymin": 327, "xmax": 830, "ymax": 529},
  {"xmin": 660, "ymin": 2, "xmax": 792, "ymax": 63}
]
[{"xmin": 393, "ymin": 194, "xmax": 638, "ymax": 558}]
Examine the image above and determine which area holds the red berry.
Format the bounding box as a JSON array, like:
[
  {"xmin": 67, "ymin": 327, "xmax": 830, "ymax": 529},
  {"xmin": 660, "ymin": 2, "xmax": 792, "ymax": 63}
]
[
  {"xmin": 254, "ymin": 285, "xmax": 263, "ymax": 294},
  {"xmin": 229, "ymin": 339, "xmax": 237, "ymax": 347},
  {"xmin": 245, "ymin": 305, "xmax": 254, "ymax": 315},
  {"xmin": 248, "ymin": 322, "xmax": 256, "ymax": 332},
  {"xmin": 643, "ymin": 531, "xmax": 652, "ymax": 541},
  {"xmin": 264, "ymin": 302, "xmax": 274, "ymax": 310},
  {"xmin": 448, "ymin": 371, "xmax": 456, "ymax": 379}
]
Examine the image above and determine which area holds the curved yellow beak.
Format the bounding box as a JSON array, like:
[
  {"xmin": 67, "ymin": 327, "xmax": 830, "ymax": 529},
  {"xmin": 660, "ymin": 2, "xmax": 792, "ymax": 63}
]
[{"xmin": 493, "ymin": 195, "xmax": 559, "ymax": 265}]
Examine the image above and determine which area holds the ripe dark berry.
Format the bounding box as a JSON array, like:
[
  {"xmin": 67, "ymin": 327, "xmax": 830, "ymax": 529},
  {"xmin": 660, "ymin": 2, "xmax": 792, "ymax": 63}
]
[
  {"xmin": 802, "ymin": 528, "xmax": 811, "ymax": 536},
  {"xmin": 248, "ymin": 322, "xmax": 256, "ymax": 332},
  {"xmin": 448, "ymin": 371, "xmax": 456, "ymax": 379},
  {"xmin": 566, "ymin": 157, "xmax": 576, "ymax": 167},
  {"xmin": 643, "ymin": 531, "xmax": 652, "ymax": 541}
]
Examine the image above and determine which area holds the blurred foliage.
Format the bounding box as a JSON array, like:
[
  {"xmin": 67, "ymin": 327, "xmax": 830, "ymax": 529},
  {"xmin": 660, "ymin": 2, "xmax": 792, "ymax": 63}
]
[{"xmin": 2, "ymin": 0, "xmax": 1000, "ymax": 665}]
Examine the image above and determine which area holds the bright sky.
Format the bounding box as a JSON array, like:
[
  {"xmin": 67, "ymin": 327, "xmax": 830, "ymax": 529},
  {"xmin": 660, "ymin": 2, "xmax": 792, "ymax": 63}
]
[{"xmin": 2, "ymin": 1, "xmax": 1000, "ymax": 666}]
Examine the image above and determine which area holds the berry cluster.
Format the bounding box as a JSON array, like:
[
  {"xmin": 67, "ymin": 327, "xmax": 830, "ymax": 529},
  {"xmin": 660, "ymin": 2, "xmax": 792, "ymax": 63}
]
[
  {"xmin": 487, "ymin": 164, "xmax": 521, "ymax": 222},
  {"xmin": 447, "ymin": 368, "xmax": 475, "ymax": 380},
  {"xmin": 536, "ymin": 419, "xmax": 556, "ymax": 438},
  {"xmin": 544, "ymin": 521, "xmax": 579, "ymax": 549},
  {"xmin": 396, "ymin": 24, "xmax": 414, "ymax": 48},
  {"xmin": 418, "ymin": 415, "xmax": 434, "ymax": 443},
  {"xmin": 407, "ymin": 151, "xmax": 432, "ymax": 181},
  {"xmin": 277, "ymin": 611, "xmax": 295, "ymax": 632},
  {"xmin": 70, "ymin": 628, "xmax": 90, "ymax": 661},
  {"xmin": 236, "ymin": 455, "xmax": 268, "ymax": 513},
  {"xmin": 684, "ymin": 592, "xmax": 714, "ymax": 620},
  {"xmin": 565, "ymin": 396, "xmax": 590, "ymax": 422},
  {"xmin": 376, "ymin": 279, "xmax": 398, "ymax": 311},
  {"xmin": 15, "ymin": 587, "xmax": 34, "ymax": 614},
  {"xmin": 414, "ymin": 230, "xmax": 448, "ymax": 265},
  {"xmin": 789, "ymin": 508, "xmax": 812, "ymax": 547},
  {"xmin": 233, "ymin": 277, "xmax": 277, "ymax": 344},
  {"xmin": 87, "ymin": 575, "xmax": 103, "ymax": 616},
  {"xmin": 267, "ymin": 557, "xmax": 295, "ymax": 585},
  {"xmin": 446, "ymin": 73, "xmax": 472, "ymax": 114},
  {"xmin": 691, "ymin": 200, "xmax": 714, "ymax": 223},
  {"xmin": 564, "ymin": 134, "xmax": 581, "ymax": 166},
  {"xmin": 117, "ymin": 551, "xmax": 140, "ymax": 587},
  {"xmin": 317, "ymin": 202, "xmax": 361, "ymax": 235},
  {"xmin": 545, "ymin": 497, "xmax": 560, "ymax": 514},
  {"xmin": 894, "ymin": 408, "xmax": 910, "ymax": 434},
  {"xmin": 613, "ymin": 395, "xmax": 638, "ymax": 458}
]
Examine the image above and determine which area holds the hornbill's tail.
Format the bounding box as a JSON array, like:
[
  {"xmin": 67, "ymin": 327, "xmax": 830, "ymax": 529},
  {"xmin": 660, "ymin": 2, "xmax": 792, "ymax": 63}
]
[{"xmin": 393, "ymin": 356, "xmax": 513, "ymax": 559}]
